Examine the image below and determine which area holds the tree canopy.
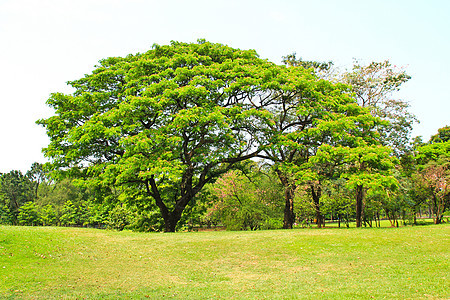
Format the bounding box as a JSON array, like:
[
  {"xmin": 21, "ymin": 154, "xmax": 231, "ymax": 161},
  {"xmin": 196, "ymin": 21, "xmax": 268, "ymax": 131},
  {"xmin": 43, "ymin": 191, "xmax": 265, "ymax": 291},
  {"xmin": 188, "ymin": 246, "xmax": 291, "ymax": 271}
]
[
  {"xmin": 40, "ymin": 40, "xmax": 364, "ymax": 231},
  {"xmin": 34, "ymin": 40, "xmax": 444, "ymax": 232}
]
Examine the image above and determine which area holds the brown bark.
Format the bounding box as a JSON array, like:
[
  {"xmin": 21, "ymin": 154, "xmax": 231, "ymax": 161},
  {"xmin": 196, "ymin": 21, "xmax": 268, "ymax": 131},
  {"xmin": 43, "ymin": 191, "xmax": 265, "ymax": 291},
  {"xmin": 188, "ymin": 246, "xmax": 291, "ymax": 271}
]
[
  {"xmin": 311, "ymin": 185, "xmax": 324, "ymax": 228},
  {"xmin": 283, "ymin": 185, "xmax": 296, "ymax": 229},
  {"xmin": 355, "ymin": 184, "xmax": 364, "ymax": 228},
  {"xmin": 276, "ymin": 169, "xmax": 296, "ymax": 229},
  {"xmin": 165, "ymin": 208, "xmax": 184, "ymax": 232}
]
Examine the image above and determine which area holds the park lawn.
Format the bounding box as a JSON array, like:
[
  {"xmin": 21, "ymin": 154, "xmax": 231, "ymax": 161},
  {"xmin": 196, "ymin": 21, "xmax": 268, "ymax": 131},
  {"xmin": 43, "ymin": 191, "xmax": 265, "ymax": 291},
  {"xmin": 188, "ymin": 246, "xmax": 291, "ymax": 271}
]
[{"xmin": 0, "ymin": 224, "xmax": 449, "ymax": 299}]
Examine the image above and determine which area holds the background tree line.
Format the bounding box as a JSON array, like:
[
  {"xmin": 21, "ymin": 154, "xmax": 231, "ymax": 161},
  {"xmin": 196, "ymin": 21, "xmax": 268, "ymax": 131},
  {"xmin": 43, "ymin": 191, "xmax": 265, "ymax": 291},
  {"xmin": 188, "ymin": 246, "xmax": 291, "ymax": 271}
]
[
  {"xmin": 1, "ymin": 41, "xmax": 449, "ymax": 231},
  {"xmin": 1, "ymin": 130, "xmax": 448, "ymax": 231}
]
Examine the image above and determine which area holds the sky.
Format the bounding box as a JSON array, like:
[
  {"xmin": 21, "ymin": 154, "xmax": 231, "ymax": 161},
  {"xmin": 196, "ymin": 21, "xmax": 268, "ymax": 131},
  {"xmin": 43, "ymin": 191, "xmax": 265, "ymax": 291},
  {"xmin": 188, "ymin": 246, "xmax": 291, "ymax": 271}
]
[{"xmin": 0, "ymin": 0, "xmax": 449, "ymax": 173}]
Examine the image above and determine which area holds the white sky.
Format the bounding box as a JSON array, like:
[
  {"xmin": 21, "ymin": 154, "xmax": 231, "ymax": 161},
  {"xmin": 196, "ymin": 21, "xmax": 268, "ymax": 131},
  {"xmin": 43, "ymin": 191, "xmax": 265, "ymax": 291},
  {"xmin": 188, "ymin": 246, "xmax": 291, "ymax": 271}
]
[{"xmin": 0, "ymin": 0, "xmax": 449, "ymax": 173}]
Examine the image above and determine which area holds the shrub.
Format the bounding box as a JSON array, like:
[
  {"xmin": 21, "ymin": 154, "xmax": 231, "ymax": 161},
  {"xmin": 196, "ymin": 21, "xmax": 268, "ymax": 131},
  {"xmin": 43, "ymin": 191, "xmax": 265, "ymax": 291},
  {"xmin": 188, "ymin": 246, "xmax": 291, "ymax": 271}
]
[
  {"xmin": 0, "ymin": 204, "xmax": 13, "ymax": 225},
  {"xmin": 40, "ymin": 204, "xmax": 58, "ymax": 226},
  {"xmin": 261, "ymin": 218, "xmax": 283, "ymax": 230},
  {"xmin": 128, "ymin": 210, "xmax": 165, "ymax": 232},
  {"xmin": 106, "ymin": 204, "xmax": 131, "ymax": 231},
  {"xmin": 17, "ymin": 202, "xmax": 41, "ymax": 226},
  {"xmin": 60, "ymin": 200, "xmax": 78, "ymax": 226}
]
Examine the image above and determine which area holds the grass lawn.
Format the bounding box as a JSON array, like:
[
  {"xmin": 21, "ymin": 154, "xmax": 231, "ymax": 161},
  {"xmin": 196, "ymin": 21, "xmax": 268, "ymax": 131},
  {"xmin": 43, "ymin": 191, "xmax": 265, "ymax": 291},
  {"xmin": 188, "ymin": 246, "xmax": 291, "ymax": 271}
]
[{"xmin": 0, "ymin": 224, "xmax": 449, "ymax": 299}]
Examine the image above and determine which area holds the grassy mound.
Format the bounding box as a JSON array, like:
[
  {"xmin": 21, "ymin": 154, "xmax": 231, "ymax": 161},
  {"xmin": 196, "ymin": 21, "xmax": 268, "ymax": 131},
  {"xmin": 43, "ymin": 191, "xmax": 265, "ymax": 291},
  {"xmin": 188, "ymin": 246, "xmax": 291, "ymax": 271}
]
[{"xmin": 1, "ymin": 224, "xmax": 449, "ymax": 299}]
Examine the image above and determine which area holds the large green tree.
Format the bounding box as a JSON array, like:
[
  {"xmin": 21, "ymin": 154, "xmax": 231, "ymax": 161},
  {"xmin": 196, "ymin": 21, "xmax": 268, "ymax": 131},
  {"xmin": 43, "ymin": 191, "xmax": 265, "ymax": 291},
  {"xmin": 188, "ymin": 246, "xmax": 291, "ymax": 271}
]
[
  {"xmin": 249, "ymin": 53, "xmax": 402, "ymax": 230},
  {"xmin": 286, "ymin": 106, "xmax": 385, "ymax": 228},
  {"xmin": 302, "ymin": 141, "xmax": 397, "ymax": 228},
  {"xmin": 256, "ymin": 63, "xmax": 381, "ymax": 229},
  {"xmin": 254, "ymin": 80, "xmax": 356, "ymax": 228},
  {"xmin": 39, "ymin": 40, "xmax": 322, "ymax": 232}
]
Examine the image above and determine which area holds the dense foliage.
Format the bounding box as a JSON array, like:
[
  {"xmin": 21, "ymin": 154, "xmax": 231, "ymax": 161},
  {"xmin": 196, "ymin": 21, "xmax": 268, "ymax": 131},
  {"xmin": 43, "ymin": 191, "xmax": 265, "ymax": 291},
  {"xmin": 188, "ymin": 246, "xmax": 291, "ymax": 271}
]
[{"xmin": 1, "ymin": 40, "xmax": 448, "ymax": 231}]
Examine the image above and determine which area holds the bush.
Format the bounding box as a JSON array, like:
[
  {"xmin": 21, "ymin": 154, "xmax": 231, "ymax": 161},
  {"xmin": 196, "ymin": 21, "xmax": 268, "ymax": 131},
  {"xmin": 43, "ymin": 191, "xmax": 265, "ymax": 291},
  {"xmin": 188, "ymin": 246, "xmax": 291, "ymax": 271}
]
[
  {"xmin": 106, "ymin": 204, "xmax": 131, "ymax": 231},
  {"xmin": 85, "ymin": 202, "xmax": 109, "ymax": 228},
  {"xmin": 40, "ymin": 204, "xmax": 58, "ymax": 226},
  {"xmin": 60, "ymin": 200, "xmax": 79, "ymax": 226},
  {"xmin": 261, "ymin": 218, "xmax": 283, "ymax": 230},
  {"xmin": 17, "ymin": 202, "xmax": 41, "ymax": 226},
  {"xmin": 0, "ymin": 205, "xmax": 13, "ymax": 225},
  {"xmin": 128, "ymin": 210, "xmax": 165, "ymax": 232}
]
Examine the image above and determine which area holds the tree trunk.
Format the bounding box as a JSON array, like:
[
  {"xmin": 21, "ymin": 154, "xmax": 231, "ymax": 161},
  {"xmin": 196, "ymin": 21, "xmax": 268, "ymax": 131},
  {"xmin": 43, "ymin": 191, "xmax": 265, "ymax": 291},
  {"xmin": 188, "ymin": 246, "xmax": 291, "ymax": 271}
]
[
  {"xmin": 355, "ymin": 184, "xmax": 364, "ymax": 228},
  {"xmin": 432, "ymin": 194, "xmax": 446, "ymax": 225},
  {"xmin": 276, "ymin": 170, "xmax": 296, "ymax": 229},
  {"xmin": 283, "ymin": 185, "xmax": 296, "ymax": 229},
  {"xmin": 146, "ymin": 177, "xmax": 189, "ymax": 232},
  {"xmin": 311, "ymin": 185, "xmax": 324, "ymax": 228},
  {"xmin": 164, "ymin": 209, "xmax": 183, "ymax": 232}
]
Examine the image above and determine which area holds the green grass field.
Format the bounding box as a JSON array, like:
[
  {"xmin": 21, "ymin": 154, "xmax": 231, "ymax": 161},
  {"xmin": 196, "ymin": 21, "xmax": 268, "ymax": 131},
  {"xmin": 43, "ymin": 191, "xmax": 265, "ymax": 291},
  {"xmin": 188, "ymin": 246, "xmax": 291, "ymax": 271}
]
[{"xmin": 1, "ymin": 224, "xmax": 449, "ymax": 299}]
